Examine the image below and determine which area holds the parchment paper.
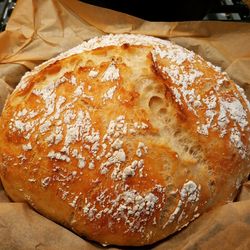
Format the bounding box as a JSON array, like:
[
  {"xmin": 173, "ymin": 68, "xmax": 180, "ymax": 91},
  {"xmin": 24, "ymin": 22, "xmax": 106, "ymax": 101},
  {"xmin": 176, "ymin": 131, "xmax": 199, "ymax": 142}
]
[{"xmin": 0, "ymin": 0, "xmax": 250, "ymax": 249}]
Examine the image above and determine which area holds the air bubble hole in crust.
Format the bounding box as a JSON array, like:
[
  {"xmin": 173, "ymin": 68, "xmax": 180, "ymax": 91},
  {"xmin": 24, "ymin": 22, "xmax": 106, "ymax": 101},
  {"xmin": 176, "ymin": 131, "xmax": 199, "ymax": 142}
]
[
  {"xmin": 148, "ymin": 96, "xmax": 164, "ymax": 111},
  {"xmin": 183, "ymin": 145, "xmax": 189, "ymax": 153},
  {"xmin": 189, "ymin": 145, "xmax": 202, "ymax": 155},
  {"xmin": 173, "ymin": 129, "xmax": 181, "ymax": 137},
  {"xmin": 158, "ymin": 108, "xmax": 167, "ymax": 115}
]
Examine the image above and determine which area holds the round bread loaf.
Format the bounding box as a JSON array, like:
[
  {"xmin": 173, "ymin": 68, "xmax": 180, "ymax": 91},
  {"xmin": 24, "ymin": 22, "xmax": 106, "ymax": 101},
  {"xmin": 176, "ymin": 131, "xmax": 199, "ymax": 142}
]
[{"xmin": 0, "ymin": 34, "xmax": 249, "ymax": 246}]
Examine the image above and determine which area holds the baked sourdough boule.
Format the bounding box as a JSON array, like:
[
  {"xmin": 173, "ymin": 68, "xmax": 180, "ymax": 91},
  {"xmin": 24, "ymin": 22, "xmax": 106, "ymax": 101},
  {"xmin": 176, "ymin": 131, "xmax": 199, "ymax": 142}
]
[{"xmin": 0, "ymin": 34, "xmax": 249, "ymax": 246}]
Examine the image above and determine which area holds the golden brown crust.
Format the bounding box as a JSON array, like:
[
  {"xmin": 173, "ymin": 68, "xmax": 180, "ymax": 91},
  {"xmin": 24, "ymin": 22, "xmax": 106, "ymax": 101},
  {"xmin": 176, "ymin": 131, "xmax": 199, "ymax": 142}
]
[{"xmin": 0, "ymin": 34, "xmax": 249, "ymax": 246}]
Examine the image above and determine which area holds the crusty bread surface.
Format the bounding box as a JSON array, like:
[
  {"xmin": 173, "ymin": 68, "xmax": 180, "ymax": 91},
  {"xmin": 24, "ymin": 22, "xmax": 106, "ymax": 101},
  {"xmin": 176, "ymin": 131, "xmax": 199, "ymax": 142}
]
[{"xmin": 0, "ymin": 34, "xmax": 249, "ymax": 246}]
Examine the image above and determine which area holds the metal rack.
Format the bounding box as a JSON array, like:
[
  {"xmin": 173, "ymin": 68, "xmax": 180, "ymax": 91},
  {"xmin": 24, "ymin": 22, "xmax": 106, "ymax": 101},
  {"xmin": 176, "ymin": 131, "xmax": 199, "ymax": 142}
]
[
  {"xmin": 204, "ymin": 0, "xmax": 250, "ymax": 20},
  {"xmin": 0, "ymin": 0, "xmax": 16, "ymax": 31}
]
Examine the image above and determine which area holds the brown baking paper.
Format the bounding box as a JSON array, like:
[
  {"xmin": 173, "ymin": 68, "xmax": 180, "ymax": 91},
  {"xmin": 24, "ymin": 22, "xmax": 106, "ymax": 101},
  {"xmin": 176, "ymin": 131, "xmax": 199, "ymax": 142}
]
[{"xmin": 0, "ymin": 0, "xmax": 250, "ymax": 249}]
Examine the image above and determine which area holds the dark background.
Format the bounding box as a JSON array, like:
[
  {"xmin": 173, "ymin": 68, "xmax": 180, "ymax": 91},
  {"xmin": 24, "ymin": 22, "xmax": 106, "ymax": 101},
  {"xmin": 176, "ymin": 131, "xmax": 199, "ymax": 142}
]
[
  {"xmin": 79, "ymin": 0, "xmax": 250, "ymax": 21},
  {"xmin": 0, "ymin": 0, "xmax": 250, "ymax": 31},
  {"xmin": 80, "ymin": 0, "xmax": 218, "ymax": 21}
]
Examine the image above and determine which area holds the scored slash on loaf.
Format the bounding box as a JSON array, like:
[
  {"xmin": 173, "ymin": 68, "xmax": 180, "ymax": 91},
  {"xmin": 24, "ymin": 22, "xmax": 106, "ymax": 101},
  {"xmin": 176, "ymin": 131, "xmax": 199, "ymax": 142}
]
[{"xmin": 0, "ymin": 34, "xmax": 249, "ymax": 246}]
